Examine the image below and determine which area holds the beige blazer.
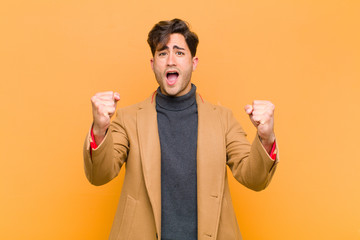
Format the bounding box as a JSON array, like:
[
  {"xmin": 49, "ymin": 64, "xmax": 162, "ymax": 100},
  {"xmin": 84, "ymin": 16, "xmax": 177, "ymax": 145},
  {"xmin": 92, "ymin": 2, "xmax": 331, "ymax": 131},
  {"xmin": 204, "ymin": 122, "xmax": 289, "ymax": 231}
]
[{"xmin": 83, "ymin": 93, "xmax": 278, "ymax": 240}]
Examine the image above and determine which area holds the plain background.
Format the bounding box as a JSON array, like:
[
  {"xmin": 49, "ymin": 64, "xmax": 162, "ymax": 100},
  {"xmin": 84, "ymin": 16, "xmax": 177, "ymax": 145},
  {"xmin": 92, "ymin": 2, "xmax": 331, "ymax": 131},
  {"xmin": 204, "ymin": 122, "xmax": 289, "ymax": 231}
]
[{"xmin": 1, "ymin": 0, "xmax": 360, "ymax": 239}]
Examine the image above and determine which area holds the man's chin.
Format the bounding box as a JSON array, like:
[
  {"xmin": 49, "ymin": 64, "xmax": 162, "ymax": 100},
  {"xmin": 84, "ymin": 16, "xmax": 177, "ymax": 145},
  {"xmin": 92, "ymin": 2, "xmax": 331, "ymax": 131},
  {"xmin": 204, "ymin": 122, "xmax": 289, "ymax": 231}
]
[{"xmin": 158, "ymin": 80, "xmax": 191, "ymax": 97}]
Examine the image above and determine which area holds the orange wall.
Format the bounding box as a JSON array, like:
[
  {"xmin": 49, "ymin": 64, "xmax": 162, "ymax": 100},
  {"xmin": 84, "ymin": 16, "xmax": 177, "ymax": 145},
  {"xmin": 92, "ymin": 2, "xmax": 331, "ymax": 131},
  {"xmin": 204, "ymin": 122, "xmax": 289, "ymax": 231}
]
[{"xmin": 1, "ymin": 0, "xmax": 360, "ymax": 239}]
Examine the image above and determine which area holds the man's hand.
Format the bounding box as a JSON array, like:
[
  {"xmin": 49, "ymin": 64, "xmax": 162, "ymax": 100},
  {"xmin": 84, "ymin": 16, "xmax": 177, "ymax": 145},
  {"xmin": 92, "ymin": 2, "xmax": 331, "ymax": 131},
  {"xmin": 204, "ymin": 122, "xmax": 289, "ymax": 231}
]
[
  {"xmin": 244, "ymin": 100, "xmax": 275, "ymax": 153},
  {"xmin": 91, "ymin": 91, "xmax": 120, "ymax": 145}
]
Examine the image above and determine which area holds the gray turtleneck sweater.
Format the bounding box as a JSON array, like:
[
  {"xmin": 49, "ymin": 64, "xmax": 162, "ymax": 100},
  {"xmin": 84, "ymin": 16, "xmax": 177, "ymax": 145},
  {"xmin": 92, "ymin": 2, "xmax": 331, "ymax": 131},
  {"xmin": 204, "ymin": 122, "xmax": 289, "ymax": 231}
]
[{"xmin": 156, "ymin": 84, "xmax": 198, "ymax": 240}]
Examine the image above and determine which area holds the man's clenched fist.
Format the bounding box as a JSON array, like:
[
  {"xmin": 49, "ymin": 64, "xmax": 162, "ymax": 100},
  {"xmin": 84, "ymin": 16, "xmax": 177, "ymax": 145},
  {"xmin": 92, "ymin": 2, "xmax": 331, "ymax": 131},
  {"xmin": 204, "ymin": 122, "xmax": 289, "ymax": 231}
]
[
  {"xmin": 91, "ymin": 91, "xmax": 120, "ymax": 144},
  {"xmin": 244, "ymin": 100, "xmax": 275, "ymax": 153}
]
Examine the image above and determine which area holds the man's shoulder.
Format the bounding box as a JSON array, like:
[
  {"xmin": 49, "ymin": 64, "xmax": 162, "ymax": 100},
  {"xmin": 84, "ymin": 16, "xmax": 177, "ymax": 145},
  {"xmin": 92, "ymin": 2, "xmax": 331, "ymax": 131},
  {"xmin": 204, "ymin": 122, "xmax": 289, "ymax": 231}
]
[
  {"xmin": 117, "ymin": 94, "xmax": 154, "ymax": 114},
  {"xmin": 199, "ymin": 96, "xmax": 233, "ymax": 116}
]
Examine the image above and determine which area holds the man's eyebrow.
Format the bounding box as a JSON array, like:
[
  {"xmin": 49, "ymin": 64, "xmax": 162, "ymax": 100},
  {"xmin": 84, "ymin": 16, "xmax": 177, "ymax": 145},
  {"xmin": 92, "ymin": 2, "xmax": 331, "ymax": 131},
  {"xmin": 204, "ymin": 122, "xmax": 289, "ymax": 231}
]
[
  {"xmin": 157, "ymin": 45, "xmax": 169, "ymax": 52},
  {"xmin": 157, "ymin": 45, "xmax": 185, "ymax": 52},
  {"xmin": 173, "ymin": 45, "xmax": 185, "ymax": 50}
]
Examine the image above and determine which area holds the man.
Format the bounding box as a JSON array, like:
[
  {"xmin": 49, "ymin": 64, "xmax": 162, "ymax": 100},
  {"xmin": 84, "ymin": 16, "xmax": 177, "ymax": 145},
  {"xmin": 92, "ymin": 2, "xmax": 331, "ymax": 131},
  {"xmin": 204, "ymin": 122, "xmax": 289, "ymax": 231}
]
[{"xmin": 83, "ymin": 19, "xmax": 278, "ymax": 240}]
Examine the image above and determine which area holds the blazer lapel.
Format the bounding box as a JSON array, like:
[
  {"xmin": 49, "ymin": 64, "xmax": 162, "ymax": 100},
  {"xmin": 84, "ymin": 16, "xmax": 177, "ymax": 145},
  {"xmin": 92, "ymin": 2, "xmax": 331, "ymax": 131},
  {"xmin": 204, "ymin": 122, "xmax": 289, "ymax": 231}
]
[
  {"xmin": 136, "ymin": 94, "xmax": 162, "ymax": 237},
  {"xmin": 196, "ymin": 94, "xmax": 226, "ymax": 238}
]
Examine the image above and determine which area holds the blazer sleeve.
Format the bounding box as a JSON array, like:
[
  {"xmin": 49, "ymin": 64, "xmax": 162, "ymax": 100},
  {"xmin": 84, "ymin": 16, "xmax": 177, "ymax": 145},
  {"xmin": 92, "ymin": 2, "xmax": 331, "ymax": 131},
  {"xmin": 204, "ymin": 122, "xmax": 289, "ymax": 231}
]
[
  {"xmin": 83, "ymin": 109, "xmax": 129, "ymax": 186},
  {"xmin": 224, "ymin": 108, "xmax": 279, "ymax": 191}
]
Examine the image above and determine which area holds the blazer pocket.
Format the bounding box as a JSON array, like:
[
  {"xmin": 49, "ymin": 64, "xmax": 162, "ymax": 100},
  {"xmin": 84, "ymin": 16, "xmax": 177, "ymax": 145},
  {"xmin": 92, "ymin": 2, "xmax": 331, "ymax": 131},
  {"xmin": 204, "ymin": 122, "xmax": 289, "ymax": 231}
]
[{"xmin": 118, "ymin": 195, "xmax": 137, "ymax": 239}]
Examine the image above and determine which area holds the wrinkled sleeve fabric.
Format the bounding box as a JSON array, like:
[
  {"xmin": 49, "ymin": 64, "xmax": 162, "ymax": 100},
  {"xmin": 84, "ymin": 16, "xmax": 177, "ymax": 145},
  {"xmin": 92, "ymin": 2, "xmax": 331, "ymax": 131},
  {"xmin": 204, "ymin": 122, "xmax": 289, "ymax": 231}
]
[
  {"xmin": 83, "ymin": 109, "xmax": 129, "ymax": 186},
  {"xmin": 224, "ymin": 108, "xmax": 279, "ymax": 191}
]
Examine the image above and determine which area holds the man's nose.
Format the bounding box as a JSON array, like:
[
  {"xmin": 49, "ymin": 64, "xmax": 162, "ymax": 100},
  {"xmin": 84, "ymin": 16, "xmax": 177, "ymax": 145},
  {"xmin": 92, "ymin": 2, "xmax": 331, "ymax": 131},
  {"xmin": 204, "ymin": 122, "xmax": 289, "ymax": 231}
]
[{"xmin": 166, "ymin": 52, "xmax": 176, "ymax": 66}]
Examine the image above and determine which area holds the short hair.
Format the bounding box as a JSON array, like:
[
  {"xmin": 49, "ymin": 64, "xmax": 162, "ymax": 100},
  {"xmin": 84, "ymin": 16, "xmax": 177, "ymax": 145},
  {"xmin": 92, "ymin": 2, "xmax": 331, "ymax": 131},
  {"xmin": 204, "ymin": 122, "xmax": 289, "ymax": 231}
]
[{"xmin": 147, "ymin": 18, "xmax": 199, "ymax": 57}]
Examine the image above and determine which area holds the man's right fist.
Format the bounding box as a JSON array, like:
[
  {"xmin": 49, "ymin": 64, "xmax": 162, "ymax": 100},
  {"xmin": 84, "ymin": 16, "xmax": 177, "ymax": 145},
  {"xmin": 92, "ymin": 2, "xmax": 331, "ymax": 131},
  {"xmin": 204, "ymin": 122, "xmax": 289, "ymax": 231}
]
[{"xmin": 91, "ymin": 91, "xmax": 120, "ymax": 139}]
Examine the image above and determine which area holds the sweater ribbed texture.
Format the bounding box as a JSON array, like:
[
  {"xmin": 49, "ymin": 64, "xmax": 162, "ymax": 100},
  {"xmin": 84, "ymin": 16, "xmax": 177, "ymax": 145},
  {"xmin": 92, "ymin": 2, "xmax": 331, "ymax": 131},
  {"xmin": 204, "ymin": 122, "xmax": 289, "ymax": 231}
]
[{"xmin": 156, "ymin": 85, "xmax": 198, "ymax": 240}]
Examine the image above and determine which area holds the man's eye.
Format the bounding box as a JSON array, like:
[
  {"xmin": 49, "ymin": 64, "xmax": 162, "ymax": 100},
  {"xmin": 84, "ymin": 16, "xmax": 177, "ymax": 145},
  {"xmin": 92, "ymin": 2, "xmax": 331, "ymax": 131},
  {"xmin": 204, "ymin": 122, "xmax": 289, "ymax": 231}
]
[
  {"xmin": 176, "ymin": 52, "xmax": 184, "ymax": 56},
  {"xmin": 158, "ymin": 52, "xmax": 167, "ymax": 56}
]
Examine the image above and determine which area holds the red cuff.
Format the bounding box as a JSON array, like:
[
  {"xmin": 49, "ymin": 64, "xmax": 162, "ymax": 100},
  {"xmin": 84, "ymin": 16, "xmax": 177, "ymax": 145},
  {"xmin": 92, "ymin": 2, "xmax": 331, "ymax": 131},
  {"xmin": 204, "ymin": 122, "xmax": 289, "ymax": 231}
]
[
  {"xmin": 269, "ymin": 140, "xmax": 277, "ymax": 160},
  {"xmin": 90, "ymin": 127, "xmax": 98, "ymax": 149}
]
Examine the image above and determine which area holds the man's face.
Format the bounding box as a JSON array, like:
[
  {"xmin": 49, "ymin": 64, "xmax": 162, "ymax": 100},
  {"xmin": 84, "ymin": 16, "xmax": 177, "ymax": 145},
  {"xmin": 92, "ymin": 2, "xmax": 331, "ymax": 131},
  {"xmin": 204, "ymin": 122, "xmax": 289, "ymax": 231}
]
[{"xmin": 151, "ymin": 33, "xmax": 198, "ymax": 97}]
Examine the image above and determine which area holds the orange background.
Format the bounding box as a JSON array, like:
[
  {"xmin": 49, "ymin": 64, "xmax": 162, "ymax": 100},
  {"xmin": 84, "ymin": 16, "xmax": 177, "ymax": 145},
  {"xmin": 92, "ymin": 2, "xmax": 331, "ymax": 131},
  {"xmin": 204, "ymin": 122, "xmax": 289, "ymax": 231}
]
[{"xmin": 1, "ymin": 0, "xmax": 360, "ymax": 239}]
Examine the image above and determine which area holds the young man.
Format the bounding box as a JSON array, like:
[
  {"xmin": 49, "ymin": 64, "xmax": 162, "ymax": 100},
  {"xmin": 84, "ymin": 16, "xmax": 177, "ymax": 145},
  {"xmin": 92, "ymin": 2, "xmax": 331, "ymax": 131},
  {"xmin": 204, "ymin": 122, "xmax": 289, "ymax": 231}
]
[{"xmin": 84, "ymin": 19, "xmax": 278, "ymax": 240}]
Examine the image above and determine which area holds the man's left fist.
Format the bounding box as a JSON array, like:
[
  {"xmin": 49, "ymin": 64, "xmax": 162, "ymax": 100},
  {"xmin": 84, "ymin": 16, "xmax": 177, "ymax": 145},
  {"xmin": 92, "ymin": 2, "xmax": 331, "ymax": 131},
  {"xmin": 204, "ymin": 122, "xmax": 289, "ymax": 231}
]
[{"xmin": 244, "ymin": 100, "xmax": 275, "ymax": 147}]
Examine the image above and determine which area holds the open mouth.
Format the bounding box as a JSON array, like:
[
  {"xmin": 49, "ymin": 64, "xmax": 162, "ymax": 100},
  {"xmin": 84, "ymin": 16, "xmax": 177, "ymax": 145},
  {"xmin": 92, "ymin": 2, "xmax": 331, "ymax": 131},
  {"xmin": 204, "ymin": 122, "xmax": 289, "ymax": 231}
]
[{"xmin": 166, "ymin": 71, "xmax": 179, "ymax": 85}]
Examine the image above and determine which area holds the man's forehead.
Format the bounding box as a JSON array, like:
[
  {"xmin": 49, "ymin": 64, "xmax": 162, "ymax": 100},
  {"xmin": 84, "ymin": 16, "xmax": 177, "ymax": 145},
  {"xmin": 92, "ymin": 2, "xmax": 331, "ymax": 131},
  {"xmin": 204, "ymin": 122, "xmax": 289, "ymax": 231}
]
[{"xmin": 156, "ymin": 33, "xmax": 188, "ymax": 51}]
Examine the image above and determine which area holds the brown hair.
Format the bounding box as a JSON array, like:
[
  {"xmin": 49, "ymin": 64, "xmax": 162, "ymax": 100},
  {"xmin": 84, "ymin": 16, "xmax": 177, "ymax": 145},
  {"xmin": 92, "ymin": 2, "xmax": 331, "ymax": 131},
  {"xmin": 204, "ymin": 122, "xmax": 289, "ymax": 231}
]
[{"xmin": 147, "ymin": 18, "xmax": 199, "ymax": 57}]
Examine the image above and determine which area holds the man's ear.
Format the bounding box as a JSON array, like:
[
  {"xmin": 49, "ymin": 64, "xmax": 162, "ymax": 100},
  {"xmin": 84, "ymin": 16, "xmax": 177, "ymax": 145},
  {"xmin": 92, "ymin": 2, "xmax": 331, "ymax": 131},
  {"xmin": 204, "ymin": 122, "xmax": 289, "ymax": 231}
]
[
  {"xmin": 150, "ymin": 58, "xmax": 154, "ymax": 71},
  {"xmin": 192, "ymin": 57, "xmax": 199, "ymax": 71}
]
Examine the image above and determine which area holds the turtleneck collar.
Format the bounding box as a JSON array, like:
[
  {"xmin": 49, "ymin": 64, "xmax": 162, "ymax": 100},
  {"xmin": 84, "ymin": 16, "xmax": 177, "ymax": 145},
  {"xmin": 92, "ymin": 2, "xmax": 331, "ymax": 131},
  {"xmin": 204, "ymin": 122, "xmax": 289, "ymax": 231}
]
[{"xmin": 156, "ymin": 84, "xmax": 197, "ymax": 111}]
